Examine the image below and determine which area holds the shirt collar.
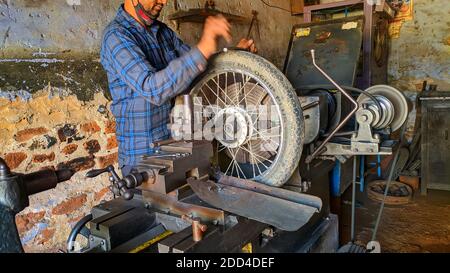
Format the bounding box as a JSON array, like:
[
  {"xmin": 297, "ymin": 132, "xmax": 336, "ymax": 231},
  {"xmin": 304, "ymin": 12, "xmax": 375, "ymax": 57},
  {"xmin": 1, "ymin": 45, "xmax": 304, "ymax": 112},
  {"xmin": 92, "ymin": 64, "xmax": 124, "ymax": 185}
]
[{"xmin": 116, "ymin": 4, "xmax": 160, "ymax": 32}]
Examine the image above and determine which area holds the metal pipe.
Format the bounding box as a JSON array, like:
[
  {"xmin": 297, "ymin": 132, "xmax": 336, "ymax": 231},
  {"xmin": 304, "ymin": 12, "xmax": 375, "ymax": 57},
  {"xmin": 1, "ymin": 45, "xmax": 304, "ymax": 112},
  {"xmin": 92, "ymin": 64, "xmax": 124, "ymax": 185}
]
[
  {"xmin": 305, "ymin": 50, "xmax": 359, "ymax": 163},
  {"xmin": 351, "ymin": 154, "xmax": 357, "ymax": 241},
  {"xmin": 23, "ymin": 169, "xmax": 74, "ymax": 196},
  {"xmin": 192, "ymin": 218, "xmax": 207, "ymax": 242},
  {"xmin": 371, "ymin": 147, "xmax": 400, "ymax": 241},
  {"xmin": 67, "ymin": 214, "xmax": 93, "ymax": 252},
  {"xmin": 183, "ymin": 94, "xmax": 194, "ymax": 138}
]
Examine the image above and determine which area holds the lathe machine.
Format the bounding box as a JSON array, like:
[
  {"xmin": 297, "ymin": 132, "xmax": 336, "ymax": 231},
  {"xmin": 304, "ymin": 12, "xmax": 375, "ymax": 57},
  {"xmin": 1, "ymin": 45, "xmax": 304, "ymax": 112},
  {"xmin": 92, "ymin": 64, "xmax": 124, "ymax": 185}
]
[
  {"xmin": 69, "ymin": 47, "xmax": 408, "ymax": 253},
  {"xmin": 1, "ymin": 46, "xmax": 409, "ymax": 253}
]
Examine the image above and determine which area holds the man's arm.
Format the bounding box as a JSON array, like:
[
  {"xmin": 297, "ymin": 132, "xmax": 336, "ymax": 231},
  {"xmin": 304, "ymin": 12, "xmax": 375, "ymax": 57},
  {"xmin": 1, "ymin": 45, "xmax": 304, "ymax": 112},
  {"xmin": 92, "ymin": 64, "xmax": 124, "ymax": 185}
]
[
  {"xmin": 104, "ymin": 30, "xmax": 207, "ymax": 106},
  {"xmin": 171, "ymin": 31, "xmax": 191, "ymax": 56}
]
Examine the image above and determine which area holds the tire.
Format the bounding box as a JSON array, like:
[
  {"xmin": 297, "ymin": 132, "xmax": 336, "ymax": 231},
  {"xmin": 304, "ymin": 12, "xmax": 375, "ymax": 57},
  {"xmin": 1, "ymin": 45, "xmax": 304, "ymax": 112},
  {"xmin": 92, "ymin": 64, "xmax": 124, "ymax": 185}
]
[{"xmin": 190, "ymin": 50, "xmax": 304, "ymax": 187}]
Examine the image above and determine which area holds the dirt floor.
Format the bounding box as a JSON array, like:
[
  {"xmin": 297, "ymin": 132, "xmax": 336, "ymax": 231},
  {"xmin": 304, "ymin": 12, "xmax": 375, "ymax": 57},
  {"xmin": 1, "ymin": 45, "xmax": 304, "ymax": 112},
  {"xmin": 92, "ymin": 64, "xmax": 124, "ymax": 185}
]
[{"xmin": 340, "ymin": 187, "xmax": 450, "ymax": 253}]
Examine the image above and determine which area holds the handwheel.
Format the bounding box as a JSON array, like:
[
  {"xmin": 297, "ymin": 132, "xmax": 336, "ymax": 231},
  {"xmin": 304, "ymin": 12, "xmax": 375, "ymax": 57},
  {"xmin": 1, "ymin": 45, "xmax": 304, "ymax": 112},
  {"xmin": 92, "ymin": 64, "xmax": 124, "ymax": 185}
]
[{"xmin": 189, "ymin": 50, "xmax": 304, "ymax": 187}]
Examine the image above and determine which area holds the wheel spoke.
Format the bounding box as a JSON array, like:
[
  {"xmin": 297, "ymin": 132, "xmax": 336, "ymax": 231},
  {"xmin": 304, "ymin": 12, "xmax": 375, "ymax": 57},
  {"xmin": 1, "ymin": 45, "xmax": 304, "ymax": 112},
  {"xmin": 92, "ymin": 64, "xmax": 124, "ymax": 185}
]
[
  {"xmin": 237, "ymin": 81, "xmax": 261, "ymax": 106},
  {"xmin": 237, "ymin": 73, "xmax": 252, "ymax": 105},
  {"xmin": 227, "ymin": 147, "xmax": 247, "ymax": 179},
  {"xmin": 212, "ymin": 75, "xmax": 236, "ymax": 106},
  {"xmin": 218, "ymin": 145, "xmax": 227, "ymax": 153},
  {"xmin": 202, "ymin": 84, "xmax": 226, "ymax": 107},
  {"xmin": 247, "ymin": 143, "xmax": 257, "ymax": 178},
  {"xmin": 239, "ymin": 145, "xmax": 272, "ymax": 169},
  {"xmin": 225, "ymin": 156, "xmax": 234, "ymax": 176}
]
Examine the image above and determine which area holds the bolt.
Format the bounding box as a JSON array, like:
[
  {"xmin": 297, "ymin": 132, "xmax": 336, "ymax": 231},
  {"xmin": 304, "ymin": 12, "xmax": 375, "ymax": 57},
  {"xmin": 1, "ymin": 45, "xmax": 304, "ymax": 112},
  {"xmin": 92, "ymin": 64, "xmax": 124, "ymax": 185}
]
[
  {"xmin": 101, "ymin": 241, "xmax": 105, "ymax": 245},
  {"xmin": 90, "ymin": 237, "xmax": 94, "ymax": 241}
]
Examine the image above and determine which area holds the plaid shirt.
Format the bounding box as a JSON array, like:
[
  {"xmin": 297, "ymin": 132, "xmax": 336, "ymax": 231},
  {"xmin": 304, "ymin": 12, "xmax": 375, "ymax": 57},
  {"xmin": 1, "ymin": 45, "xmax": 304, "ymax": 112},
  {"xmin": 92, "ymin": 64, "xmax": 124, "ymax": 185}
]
[{"xmin": 100, "ymin": 5, "xmax": 207, "ymax": 167}]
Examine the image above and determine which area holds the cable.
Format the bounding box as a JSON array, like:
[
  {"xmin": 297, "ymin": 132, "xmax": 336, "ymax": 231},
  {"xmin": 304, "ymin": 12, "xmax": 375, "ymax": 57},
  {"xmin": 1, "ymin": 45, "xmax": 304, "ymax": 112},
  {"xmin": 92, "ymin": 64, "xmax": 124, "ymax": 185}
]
[
  {"xmin": 260, "ymin": 0, "xmax": 291, "ymax": 13},
  {"xmin": 67, "ymin": 214, "xmax": 93, "ymax": 252},
  {"xmin": 371, "ymin": 123, "xmax": 408, "ymax": 242},
  {"xmin": 311, "ymin": 3, "xmax": 361, "ymax": 16},
  {"xmin": 296, "ymin": 84, "xmax": 383, "ymax": 113}
]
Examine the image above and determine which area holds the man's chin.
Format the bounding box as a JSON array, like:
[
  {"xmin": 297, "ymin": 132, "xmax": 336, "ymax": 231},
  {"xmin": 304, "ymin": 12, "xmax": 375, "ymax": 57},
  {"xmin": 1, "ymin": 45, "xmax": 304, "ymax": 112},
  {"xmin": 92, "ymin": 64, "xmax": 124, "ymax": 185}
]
[{"xmin": 150, "ymin": 11, "xmax": 161, "ymax": 20}]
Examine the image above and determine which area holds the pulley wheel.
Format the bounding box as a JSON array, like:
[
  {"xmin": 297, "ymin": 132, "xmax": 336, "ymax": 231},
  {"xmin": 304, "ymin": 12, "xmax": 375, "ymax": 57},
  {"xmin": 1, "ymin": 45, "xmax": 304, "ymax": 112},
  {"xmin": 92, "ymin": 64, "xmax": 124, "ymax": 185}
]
[{"xmin": 357, "ymin": 85, "xmax": 409, "ymax": 132}]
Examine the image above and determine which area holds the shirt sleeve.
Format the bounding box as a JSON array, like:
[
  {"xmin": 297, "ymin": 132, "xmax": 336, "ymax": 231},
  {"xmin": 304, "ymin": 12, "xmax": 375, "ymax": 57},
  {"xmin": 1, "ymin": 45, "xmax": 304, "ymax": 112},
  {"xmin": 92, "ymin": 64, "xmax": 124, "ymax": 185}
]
[
  {"xmin": 104, "ymin": 30, "xmax": 207, "ymax": 106},
  {"xmin": 171, "ymin": 30, "xmax": 192, "ymax": 57}
]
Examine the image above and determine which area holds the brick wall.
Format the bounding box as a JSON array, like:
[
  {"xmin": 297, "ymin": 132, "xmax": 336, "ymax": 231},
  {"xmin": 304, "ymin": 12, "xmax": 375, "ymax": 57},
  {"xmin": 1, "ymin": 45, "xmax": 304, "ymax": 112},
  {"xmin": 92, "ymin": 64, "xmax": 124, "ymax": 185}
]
[{"xmin": 0, "ymin": 88, "xmax": 116, "ymax": 252}]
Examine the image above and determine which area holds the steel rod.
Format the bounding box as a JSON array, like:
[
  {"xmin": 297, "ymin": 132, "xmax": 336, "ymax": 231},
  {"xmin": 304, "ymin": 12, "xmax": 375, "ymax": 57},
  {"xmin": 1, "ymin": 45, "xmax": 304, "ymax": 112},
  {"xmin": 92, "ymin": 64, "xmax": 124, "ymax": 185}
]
[{"xmin": 305, "ymin": 50, "xmax": 359, "ymax": 163}]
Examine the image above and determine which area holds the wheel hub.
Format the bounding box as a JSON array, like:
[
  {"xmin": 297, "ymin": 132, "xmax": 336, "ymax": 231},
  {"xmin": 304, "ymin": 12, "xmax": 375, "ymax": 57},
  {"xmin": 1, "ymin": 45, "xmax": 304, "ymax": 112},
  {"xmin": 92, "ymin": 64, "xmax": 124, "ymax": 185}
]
[{"xmin": 214, "ymin": 106, "xmax": 254, "ymax": 149}]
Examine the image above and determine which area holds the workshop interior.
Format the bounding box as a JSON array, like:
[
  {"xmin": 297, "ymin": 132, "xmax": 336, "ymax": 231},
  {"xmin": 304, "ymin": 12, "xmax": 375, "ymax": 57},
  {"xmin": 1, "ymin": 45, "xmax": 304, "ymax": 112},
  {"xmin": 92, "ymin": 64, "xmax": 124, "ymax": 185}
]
[{"xmin": 1, "ymin": 0, "xmax": 449, "ymax": 254}]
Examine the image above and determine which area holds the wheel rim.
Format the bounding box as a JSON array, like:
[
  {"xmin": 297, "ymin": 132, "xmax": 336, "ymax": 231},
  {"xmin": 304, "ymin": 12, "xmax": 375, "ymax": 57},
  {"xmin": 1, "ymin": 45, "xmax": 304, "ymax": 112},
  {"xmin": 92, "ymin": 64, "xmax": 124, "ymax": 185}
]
[{"xmin": 190, "ymin": 69, "xmax": 284, "ymax": 180}]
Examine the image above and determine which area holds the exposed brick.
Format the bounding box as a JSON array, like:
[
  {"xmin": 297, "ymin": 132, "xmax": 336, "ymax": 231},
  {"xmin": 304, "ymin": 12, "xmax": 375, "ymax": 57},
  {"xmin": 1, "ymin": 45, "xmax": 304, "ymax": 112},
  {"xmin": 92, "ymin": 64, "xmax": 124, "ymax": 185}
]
[
  {"xmin": 4, "ymin": 152, "xmax": 27, "ymax": 169},
  {"xmin": 15, "ymin": 211, "xmax": 46, "ymax": 235},
  {"xmin": 32, "ymin": 152, "xmax": 55, "ymax": 163},
  {"xmin": 104, "ymin": 120, "xmax": 116, "ymax": 134},
  {"xmin": 95, "ymin": 187, "xmax": 111, "ymax": 202},
  {"xmin": 45, "ymin": 135, "xmax": 57, "ymax": 148},
  {"xmin": 96, "ymin": 152, "xmax": 118, "ymax": 169},
  {"xmin": 83, "ymin": 139, "xmax": 101, "ymax": 154},
  {"xmin": 29, "ymin": 135, "xmax": 57, "ymax": 151},
  {"xmin": 80, "ymin": 121, "xmax": 101, "ymax": 134},
  {"xmin": 57, "ymin": 156, "xmax": 95, "ymax": 172},
  {"xmin": 57, "ymin": 124, "xmax": 77, "ymax": 142},
  {"xmin": 14, "ymin": 127, "xmax": 48, "ymax": 142},
  {"xmin": 52, "ymin": 194, "xmax": 87, "ymax": 215},
  {"xmin": 106, "ymin": 135, "xmax": 118, "ymax": 150},
  {"xmin": 37, "ymin": 228, "xmax": 56, "ymax": 245},
  {"xmin": 62, "ymin": 143, "xmax": 78, "ymax": 155}
]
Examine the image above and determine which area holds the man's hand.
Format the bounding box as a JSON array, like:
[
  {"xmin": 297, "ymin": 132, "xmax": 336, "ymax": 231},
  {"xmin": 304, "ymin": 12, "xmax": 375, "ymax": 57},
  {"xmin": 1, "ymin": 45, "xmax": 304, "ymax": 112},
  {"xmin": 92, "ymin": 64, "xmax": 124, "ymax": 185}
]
[
  {"xmin": 237, "ymin": 38, "xmax": 257, "ymax": 53},
  {"xmin": 197, "ymin": 15, "xmax": 232, "ymax": 59}
]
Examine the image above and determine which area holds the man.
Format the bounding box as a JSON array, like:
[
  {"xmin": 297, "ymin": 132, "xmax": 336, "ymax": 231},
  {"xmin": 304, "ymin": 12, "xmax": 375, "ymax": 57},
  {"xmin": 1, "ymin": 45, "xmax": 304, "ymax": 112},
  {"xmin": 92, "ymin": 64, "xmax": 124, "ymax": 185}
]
[{"xmin": 101, "ymin": 0, "xmax": 256, "ymax": 176}]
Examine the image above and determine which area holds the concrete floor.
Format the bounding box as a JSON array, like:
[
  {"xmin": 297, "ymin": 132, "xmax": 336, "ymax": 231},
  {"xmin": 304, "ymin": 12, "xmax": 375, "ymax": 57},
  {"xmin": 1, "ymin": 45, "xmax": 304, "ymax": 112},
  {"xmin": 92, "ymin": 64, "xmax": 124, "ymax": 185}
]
[{"xmin": 340, "ymin": 187, "xmax": 450, "ymax": 253}]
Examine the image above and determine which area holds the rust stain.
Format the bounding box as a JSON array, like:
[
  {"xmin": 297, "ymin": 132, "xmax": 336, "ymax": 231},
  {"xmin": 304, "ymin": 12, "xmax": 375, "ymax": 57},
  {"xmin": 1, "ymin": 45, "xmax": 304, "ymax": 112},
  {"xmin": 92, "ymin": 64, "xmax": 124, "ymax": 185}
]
[
  {"xmin": 444, "ymin": 37, "xmax": 450, "ymax": 46},
  {"xmin": 24, "ymin": 0, "xmax": 48, "ymax": 8}
]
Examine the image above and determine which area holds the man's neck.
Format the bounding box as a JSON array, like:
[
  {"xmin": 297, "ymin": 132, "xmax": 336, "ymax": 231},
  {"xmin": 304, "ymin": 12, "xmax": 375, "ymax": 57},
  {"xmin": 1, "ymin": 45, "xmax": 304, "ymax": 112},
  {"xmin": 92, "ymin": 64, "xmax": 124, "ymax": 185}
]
[{"xmin": 124, "ymin": 1, "xmax": 147, "ymax": 27}]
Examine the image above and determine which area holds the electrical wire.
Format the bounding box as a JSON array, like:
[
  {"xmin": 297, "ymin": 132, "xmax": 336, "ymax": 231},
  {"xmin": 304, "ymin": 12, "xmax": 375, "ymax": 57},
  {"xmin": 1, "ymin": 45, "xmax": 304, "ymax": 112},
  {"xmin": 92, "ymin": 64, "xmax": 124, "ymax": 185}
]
[
  {"xmin": 260, "ymin": 0, "xmax": 291, "ymax": 13},
  {"xmin": 371, "ymin": 123, "xmax": 408, "ymax": 242},
  {"xmin": 311, "ymin": 3, "xmax": 361, "ymax": 16}
]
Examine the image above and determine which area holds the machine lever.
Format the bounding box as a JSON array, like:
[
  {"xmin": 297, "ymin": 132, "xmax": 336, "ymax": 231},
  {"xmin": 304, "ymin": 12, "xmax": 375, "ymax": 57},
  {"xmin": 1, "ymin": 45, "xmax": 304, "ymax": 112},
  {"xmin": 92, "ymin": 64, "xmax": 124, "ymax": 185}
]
[
  {"xmin": 305, "ymin": 49, "xmax": 359, "ymax": 163},
  {"xmin": 86, "ymin": 164, "xmax": 148, "ymax": 201},
  {"xmin": 86, "ymin": 165, "xmax": 120, "ymax": 182}
]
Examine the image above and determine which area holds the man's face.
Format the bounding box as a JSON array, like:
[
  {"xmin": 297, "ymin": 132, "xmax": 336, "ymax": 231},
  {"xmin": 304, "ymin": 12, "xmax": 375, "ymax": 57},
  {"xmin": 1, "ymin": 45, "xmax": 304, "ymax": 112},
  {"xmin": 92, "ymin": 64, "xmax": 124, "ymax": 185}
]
[{"xmin": 136, "ymin": 0, "xmax": 167, "ymax": 20}]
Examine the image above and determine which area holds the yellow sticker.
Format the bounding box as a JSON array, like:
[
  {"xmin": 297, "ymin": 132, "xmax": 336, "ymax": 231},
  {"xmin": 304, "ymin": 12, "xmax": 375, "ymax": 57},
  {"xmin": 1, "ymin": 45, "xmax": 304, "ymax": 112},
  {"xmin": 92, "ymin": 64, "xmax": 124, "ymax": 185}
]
[
  {"xmin": 129, "ymin": 230, "xmax": 173, "ymax": 253},
  {"xmin": 242, "ymin": 243, "xmax": 253, "ymax": 253},
  {"xmin": 342, "ymin": 22, "xmax": 358, "ymax": 30},
  {"xmin": 295, "ymin": 28, "xmax": 311, "ymax": 37}
]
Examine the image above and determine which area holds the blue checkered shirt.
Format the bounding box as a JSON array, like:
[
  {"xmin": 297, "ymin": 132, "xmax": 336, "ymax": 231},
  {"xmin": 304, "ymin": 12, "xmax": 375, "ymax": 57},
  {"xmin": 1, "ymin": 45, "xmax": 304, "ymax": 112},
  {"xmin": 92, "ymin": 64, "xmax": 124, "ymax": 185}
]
[{"xmin": 100, "ymin": 5, "xmax": 207, "ymax": 167}]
